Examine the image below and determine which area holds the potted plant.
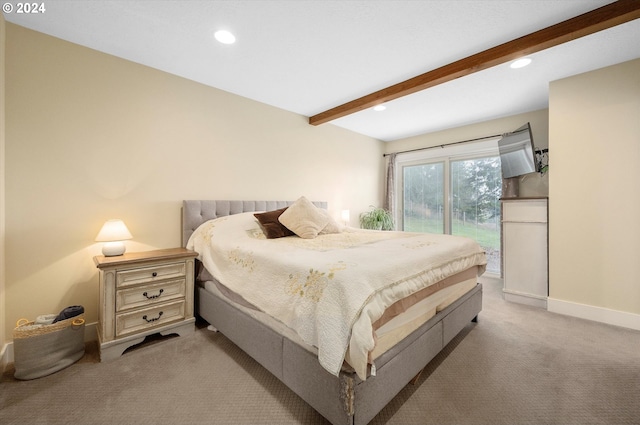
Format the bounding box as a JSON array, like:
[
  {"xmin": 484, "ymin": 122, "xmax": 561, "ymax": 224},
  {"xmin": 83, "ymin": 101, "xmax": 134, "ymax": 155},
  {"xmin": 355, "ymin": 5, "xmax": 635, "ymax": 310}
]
[{"xmin": 359, "ymin": 206, "xmax": 394, "ymax": 230}]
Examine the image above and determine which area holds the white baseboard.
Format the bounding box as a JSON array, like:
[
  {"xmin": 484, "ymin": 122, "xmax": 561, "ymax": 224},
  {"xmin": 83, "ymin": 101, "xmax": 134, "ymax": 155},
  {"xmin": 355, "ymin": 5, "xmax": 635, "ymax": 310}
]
[
  {"xmin": 547, "ymin": 297, "xmax": 640, "ymax": 331},
  {"xmin": 503, "ymin": 290, "xmax": 547, "ymax": 309},
  {"xmin": 1, "ymin": 321, "xmax": 97, "ymax": 367}
]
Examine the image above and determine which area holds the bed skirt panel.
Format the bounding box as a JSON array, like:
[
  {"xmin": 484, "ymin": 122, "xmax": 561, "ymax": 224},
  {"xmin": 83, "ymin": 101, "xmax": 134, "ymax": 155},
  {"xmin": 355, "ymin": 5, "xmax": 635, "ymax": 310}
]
[
  {"xmin": 282, "ymin": 337, "xmax": 355, "ymax": 425},
  {"xmin": 443, "ymin": 288, "xmax": 482, "ymax": 346},
  {"xmin": 196, "ymin": 286, "xmax": 284, "ymax": 381}
]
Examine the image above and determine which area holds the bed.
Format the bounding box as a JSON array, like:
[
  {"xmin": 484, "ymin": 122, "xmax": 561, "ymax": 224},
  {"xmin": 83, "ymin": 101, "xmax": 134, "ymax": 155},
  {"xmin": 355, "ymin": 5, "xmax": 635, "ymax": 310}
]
[{"xmin": 182, "ymin": 199, "xmax": 485, "ymax": 425}]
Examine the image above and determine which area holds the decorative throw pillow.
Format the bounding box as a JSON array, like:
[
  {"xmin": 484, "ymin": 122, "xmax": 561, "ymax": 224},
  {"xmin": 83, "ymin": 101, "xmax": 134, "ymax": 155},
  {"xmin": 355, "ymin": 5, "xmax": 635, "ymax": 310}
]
[
  {"xmin": 278, "ymin": 196, "xmax": 329, "ymax": 239},
  {"xmin": 254, "ymin": 208, "xmax": 295, "ymax": 239}
]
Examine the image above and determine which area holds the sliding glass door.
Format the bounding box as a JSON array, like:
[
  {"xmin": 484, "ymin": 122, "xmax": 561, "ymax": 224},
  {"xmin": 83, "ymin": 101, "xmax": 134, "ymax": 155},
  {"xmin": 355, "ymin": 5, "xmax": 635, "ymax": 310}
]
[
  {"xmin": 399, "ymin": 148, "xmax": 502, "ymax": 274},
  {"xmin": 450, "ymin": 157, "xmax": 501, "ymax": 273}
]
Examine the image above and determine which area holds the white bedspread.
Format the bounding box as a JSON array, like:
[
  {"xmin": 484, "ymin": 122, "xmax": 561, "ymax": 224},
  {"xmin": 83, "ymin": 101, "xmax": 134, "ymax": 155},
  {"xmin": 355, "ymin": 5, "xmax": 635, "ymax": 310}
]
[{"xmin": 187, "ymin": 212, "xmax": 486, "ymax": 380}]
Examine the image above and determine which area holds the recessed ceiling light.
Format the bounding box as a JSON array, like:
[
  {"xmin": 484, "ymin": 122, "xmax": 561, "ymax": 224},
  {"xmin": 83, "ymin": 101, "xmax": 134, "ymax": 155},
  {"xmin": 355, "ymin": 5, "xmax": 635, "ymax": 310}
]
[
  {"xmin": 510, "ymin": 57, "xmax": 532, "ymax": 69},
  {"xmin": 373, "ymin": 104, "xmax": 386, "ymax": 111},
  {"xmin": 214, "ymin": 30, "xmax": 236, "ymax": 44}
]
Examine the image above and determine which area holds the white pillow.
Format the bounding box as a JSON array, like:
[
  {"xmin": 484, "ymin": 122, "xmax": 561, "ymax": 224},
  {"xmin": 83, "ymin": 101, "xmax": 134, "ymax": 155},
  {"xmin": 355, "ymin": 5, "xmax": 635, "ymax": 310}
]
[
  {"xmin": 279, "ymin": 196, "xmax": 329, "ymax": 239},
  {"xmin": 319, "ymin": 208, "xmax": 343, "ymax": 235}
]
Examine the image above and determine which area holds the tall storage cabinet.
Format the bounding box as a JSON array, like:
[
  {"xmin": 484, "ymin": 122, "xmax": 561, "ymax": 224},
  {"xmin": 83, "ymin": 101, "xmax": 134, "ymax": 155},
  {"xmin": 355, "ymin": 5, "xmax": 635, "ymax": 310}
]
[{"xmin": 501, "ymin": 197, "xmax": 548, "ymax": 308}]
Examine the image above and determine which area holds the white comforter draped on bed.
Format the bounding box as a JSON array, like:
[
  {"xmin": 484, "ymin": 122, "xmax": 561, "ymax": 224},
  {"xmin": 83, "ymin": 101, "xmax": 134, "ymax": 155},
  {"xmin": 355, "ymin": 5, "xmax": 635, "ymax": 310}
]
[{"xmin": 187, "ymin": 212, "xmax": 486, "ymax": 380}]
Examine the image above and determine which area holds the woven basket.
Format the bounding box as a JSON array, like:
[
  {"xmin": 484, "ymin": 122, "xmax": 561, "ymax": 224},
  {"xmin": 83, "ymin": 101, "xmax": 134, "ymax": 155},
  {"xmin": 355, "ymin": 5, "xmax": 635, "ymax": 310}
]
[{"xmin": 13, "ymin": 315, "xmax": 86, "ymax": 380}]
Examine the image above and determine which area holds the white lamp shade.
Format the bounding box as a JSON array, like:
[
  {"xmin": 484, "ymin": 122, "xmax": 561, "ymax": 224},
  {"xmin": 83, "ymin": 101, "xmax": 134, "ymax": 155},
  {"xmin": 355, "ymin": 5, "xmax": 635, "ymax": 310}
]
[{"xmin": 95, "ymin": 219, "xmax": 132, "ymax": 256}]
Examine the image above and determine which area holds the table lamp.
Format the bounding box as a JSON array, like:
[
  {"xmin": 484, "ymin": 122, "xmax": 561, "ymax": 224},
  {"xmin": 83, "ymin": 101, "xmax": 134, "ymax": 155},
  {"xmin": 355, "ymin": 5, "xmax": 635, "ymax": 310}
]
[
  {"xmin": 95, "ymin": 219, "xmax": 133, "ymax": 256},
  {"xmin": 341, "ymin": 210, "xmax": 350, "ymax": 227}
]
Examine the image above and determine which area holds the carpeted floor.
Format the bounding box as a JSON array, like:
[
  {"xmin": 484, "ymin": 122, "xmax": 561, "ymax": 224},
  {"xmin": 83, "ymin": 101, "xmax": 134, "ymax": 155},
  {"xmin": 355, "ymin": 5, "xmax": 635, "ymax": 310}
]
[{"xmin": 2, "ymin": 279, "xmax": 640, "ymax": 425}]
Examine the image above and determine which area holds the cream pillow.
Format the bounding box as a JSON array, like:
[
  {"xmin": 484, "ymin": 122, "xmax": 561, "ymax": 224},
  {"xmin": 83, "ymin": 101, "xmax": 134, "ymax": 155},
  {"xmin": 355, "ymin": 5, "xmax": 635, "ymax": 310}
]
[
  {"xmin": 279, "ymin": 196, "xmax": 329, "ymax": 239},
  {"xmin": 319, "ymin": 208, "xmax": 343, "ymax": 235}
]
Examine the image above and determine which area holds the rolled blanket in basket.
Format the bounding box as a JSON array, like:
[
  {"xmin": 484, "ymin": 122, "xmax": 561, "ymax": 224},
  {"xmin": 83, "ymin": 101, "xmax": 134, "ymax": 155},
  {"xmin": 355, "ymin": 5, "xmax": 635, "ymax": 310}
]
[
  {"xmin": 36, "ymin": 314, "xmax": 57, "ymax": 325},
  {"xmin": 52, "ymin": 305, "xmax": 84, "ymax": 323}
]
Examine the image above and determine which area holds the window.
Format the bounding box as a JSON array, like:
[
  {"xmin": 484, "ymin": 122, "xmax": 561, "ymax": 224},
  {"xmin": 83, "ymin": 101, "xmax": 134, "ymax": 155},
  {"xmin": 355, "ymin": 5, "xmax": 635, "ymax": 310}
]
[{"xmin": 397, "ymin": 139, "xmax": 502, "ymax": 274}]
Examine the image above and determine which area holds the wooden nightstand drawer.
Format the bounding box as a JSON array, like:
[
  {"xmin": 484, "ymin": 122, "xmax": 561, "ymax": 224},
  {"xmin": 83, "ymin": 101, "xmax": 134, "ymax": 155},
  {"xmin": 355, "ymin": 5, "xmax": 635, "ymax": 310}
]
[
  {"xmin": 116, "ymin": 262, "xmax": 186, "ymax": 288},
  {"xmin": 115, "ymin": 300, "xmax": 185, "ymax": 338},
  {"xmin": 116, "ymin": 278, "xmax": 186, "ymax": 312}
]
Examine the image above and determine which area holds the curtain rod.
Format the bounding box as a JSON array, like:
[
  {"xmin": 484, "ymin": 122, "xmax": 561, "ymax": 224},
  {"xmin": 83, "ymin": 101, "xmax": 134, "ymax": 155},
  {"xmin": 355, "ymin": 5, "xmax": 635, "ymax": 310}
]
[{"xmin": 382, "ymin": 134, "xmax": 502, "ymax": 157}]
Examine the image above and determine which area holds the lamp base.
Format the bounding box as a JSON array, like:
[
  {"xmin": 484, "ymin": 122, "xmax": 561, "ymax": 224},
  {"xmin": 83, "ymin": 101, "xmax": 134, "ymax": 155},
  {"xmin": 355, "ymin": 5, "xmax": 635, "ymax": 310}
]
[{"xmin": 102, "ymin": 241, "xmax": 126, "ymax": 256}]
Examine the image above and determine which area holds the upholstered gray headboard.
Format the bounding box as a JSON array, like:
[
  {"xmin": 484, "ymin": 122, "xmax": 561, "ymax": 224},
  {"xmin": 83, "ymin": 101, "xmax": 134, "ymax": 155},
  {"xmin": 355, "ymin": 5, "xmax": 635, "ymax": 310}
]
[{"xmin": 182, "ymin": 200, "xmax": 328, "ymax": 246}]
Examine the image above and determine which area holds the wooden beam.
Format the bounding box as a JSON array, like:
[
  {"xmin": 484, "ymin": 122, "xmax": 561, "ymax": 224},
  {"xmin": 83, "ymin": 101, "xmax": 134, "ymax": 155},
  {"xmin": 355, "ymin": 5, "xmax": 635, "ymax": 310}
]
[{"xmin": 309, "ymin": 0, "xmax": 640, "ymax": 126}]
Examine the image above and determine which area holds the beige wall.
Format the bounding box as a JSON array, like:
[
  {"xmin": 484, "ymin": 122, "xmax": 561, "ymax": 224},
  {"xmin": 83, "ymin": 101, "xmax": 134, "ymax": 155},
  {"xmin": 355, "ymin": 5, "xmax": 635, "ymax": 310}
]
[
  {"xmin": 1, "ymin": 14, "xmax": 7, "ymax": 362},
  {"xmin": 549, "ymin": 58, "xmax": 640, "ymax": 316},
  {"xmin": 386, "ymin": 109, "xmax": 550, "ymax": 197},
  {"xmin": 3, "ymin": 24, "xmax": 384, "ymax": 339}
]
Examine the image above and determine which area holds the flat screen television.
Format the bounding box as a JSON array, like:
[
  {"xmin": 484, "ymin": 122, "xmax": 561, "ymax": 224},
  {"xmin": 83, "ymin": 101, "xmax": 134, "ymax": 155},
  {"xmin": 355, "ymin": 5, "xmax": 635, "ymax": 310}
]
[{"xmin": 498, "ymin": 122, "xmax": 537, "ymax": 178}]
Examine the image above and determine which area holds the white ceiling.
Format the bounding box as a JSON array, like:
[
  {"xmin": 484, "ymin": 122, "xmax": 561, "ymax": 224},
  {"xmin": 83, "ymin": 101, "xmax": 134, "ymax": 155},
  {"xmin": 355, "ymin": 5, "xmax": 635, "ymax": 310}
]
[{"xmin": 4, "ymin": 0, "xmax": 640, "ymax": 141}]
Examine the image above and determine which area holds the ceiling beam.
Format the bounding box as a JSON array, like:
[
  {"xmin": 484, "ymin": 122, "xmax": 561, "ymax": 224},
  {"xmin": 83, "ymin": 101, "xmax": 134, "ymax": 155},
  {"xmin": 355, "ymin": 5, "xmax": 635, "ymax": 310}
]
[{"xmin": 309, "ymin": 0, "xmax": 640, "ymax": 126}]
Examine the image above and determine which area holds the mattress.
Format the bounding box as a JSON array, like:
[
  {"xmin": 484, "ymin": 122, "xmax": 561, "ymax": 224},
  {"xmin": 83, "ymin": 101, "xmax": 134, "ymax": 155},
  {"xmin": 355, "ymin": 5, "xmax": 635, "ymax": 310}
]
[{"xmin": 368, "ymin": 277, "xmax": 477, "ymax": 362}]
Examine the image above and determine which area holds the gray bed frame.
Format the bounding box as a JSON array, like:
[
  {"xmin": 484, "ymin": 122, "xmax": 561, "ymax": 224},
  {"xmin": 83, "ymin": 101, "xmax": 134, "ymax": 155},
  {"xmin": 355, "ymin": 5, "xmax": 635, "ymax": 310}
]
[{"xmin": 182, "ymin": 200, "xmax": 482, "ymax": 425}]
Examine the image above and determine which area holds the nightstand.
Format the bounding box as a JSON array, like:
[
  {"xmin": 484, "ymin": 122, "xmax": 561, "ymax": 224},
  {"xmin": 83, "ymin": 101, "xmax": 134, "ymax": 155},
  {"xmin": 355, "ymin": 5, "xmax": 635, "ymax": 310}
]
[{"xmin": 94, "ymin": 247, "xmax": 198, "ymax": 361}]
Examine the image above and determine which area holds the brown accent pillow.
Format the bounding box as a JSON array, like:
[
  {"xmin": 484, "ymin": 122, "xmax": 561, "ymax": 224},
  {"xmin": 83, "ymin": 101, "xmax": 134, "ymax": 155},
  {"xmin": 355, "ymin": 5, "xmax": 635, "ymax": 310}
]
[{"xmin": 254, "ymin": 208, "xmax": 295, "ymax": 239}]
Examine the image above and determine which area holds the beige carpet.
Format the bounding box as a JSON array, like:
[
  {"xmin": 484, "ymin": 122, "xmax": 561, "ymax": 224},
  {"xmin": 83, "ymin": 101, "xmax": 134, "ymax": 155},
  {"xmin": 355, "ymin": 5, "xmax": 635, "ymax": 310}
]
[{"xmin": 2, "ymin": 279, "xmax": 640, "ymax": 425}]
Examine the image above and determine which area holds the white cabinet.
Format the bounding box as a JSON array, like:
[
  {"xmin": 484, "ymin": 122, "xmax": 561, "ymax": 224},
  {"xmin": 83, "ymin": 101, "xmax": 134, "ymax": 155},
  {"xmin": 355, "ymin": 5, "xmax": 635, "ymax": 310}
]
[{"xmin": 501, "ymin": 198, "xmax": 548, "ymax": 308}]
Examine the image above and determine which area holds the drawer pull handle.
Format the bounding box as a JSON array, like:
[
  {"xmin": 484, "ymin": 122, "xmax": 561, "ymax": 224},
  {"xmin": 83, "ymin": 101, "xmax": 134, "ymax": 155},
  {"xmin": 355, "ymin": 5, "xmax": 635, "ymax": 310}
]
[
  {"xmin": 142, "ymin": 289, "xmax": 164, "ymax": 299},
  {"xmin": 152, "ymin": 272, "xmax": 158, "ymax": 277},
  {"xmin": 142, "ymin": 311, "xmax": 163, "ymax": 323}
]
